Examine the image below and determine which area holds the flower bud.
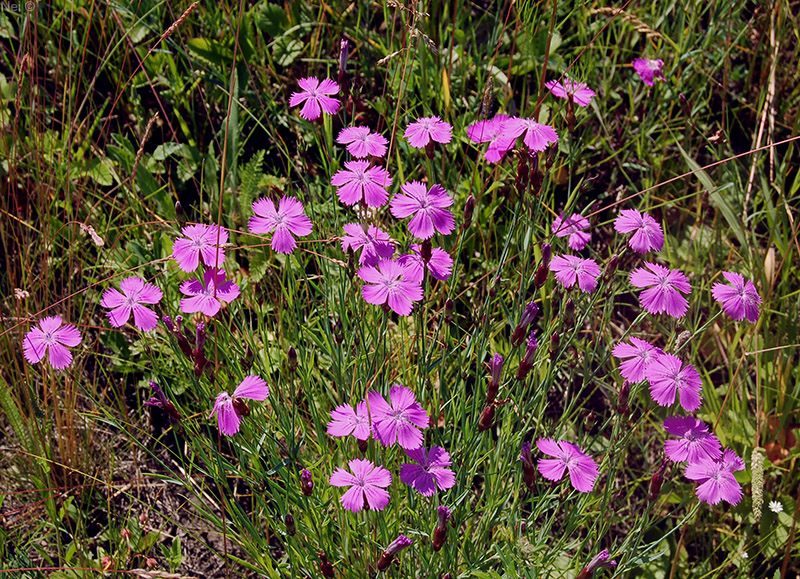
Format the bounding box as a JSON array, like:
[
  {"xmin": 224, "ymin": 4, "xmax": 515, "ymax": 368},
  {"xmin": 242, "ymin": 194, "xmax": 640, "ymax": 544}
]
[
  {"xmin": 285, "ymin": 512, "xmax": 296, "ymax": 536},
  {"xmin": 533, "ymin": 263, "xmax": 549, "ymax": 289},
  {"xmin": 576, "ymin": 550, "xmax": 617, "ymax": 579},
  {"xmin": 648, "ymin": 459, "xmax": 668, "ymax": 502},
  {"xmin": 478, "ymin": 405, "xmax": 495, "ymax": 431},
  {"xmin": 242, "ymin": 345, "xmax": 254, "ymax": 372},
  {"xmin": 175, "ymin": 200, "xmax": 186, "ymax": 226},
  {"xmin": 432, "ymin": 506, "xmax": 451, "ymax": 551},
  {"xmin": 300, "ymin": 469, "xmax": 314, "ymax": 497},
  {"xmin": 193, "ymin": 322, "xmax": 208, "ymax": 377},
  {"xmin": 426, "ymin": 141, "xmax": 435, "ymax": 160},
  {"xmin": 288, "ymin": 346, "xmax": 298, "ymax": 373},
  {"xmin": 679, "ymin": 93, "xmax": 691, "ymax": 117},
  {"xmin": 338, "ymin": 38, "xmax": 350, "ymax": 74},
  {"xmin": 562, "ymin": 298, "xmax": 574, "ymax": 327},
  {"xmin": 549, "ymin": 333, "xmax": 560, "ymax": 359},
  {"xmin": 519, "ymin": 441, "xmax": 536, "ymax": 491},
  {"xmin": 511, "ymin": 302, "xmax": 539, "ymax": 346},
  {"xmin": 541, "ymin": 243, "xmax": 551, "ymax": 268},
  {"xmin": 319, "ymin": 552, "xmax": 335, "ymax": 578},
  {"xmin": 377, "ymin": 535, "xmax": 413, "ymax": 571},
  {"xmin": 144, "ymin": 381, "xmax": 180, "ymax": 423},
  {"xmin": 444, "ymin": 298, "xmax": 454, "ymax": 325},
  {"xmin": 617, "ymin": 381, "xmax": 630, "ymax": 416},
  {"xmin": 486, "ymin": 354, "xmax": 503, "ymax": 403},
  {"xmin": 461, "ymin": 195, "xmax": 475, "ymax": 230},
  {"xmin": 420, "ymin": 239, "xmax": 433, "ymax": 263},
  {"xmin": 603, "ymin": 254, "xmax": 618, "ymax": 282},
  {"xmin": 515, "ymin": 152, "xmax": 529, "ymax": 196},
  {"xmin": 516, "ymin": 332, "xmax": 538, "ymax": 381}
]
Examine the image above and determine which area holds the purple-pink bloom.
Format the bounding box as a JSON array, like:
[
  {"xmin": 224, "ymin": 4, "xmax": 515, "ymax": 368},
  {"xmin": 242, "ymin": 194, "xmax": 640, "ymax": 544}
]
[
  {"xmin": 466, "ymin": 114, "xmax": 516, "ymax": 163},
  {"xmin": 179, "ymin": 268, "xmax": 240, "ymax": 317},
  {"xmin": 337, "ymin": 126, "xmax": 388, "ymax": 158},
  {"xmin": 611, "ymin": 336, "xmax": 661, "ymax": 383},
  {"xmin": 614, "ymin": 209, "xmax": 664, "ymax": 253},
  {"xmin": 552, "ymin": 213, "xmax": 591, "ymax": 251},
  {"xmin": 329, "ymin": 458, "xmax": 392, "ymax": 512},
  {"xmin": 663, "ymin": 416, "xmax": 722, "ymax": 463},
  {"xmin": 404, "ymin": 116, "xmax": 452, "ymax": 148},
  {"xmin": 684, "ymin": 448, "xmax": 745, "ymax": 505},
  {"xmin": 209, "ymin": 375, "xmax": 269, "ymax": 436},
  {"xmin": 399, "ymin": 445, "xmax": 456, "ymax": 496},
  {"xmin": 536, "ymin": 438, "xmax": 599, "ymax": 493},
  {"xmin": 578, "ymin": 550, "xmax": 617, "ymax": 578},
  {"xmin": 341, "ymin": 223, "xmax": 395, "ymax": 266},
  {"xmin": 172, "ymin": 224, "xmax": 228, "ymax": 272},
  {"xmin": 504, "ymin": 117, "xmax": 559, "ymax": 152},
  {"xmin": 358, "ymin": 259, "xmax": 423, "ymax": 316},
  {"xmin": 327, "ymin": 400, "xmax": 371, "ymax": 440},
  {"xmin": 368, "ymin": 385, "xmax": 430, "ymax": 450},
  {"xmin": 629, "ymin": 262, "xmax": 691, "ymax": 318},
  {"xmin": 101, "ymin": 276, "xmax": 163, "ymax": 331},
  {"xmin": 23, "ymin": 316, "xmax": 82, "ymax": 370},
  {"xmin": 645, "ymin": 353, "xmax": 703, "ymax": 412},
  {"xmin": 289, "ymin": 77, "xmax": 340, "ymax": 120},
  {"xmin": 549, "ymin": 255, "xmax": 601, "ymax": 292},
  {"xmin": 632, "ymin": 58, "xmax": 665, "ymax": 86},
  {"xmin": 390, "ymin": 181, "xmax": 455, "ymax": 239},
  {"xmin": 711, "ymin": 272, "xmax": 761, "ymax": 323},
  {"xmin": 544, "ymin": 77, "xmax": 596, "ymax": 107},
  {"xmin": 330, "ymin": 160, "xmax": 393, "ymax": 207},
  {"xmin": 248, "ymin": 196, "xmax": 313, "ymax": 254},
  {"xmin": 397, "ymin": 244, "xmax": 453, "ymax": 282}
]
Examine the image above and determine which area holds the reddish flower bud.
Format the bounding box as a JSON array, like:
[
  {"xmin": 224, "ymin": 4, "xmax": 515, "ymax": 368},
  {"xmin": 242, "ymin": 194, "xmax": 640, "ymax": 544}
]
[
  {"xmin": 444, "ymin": 298, "xmax": 454, "ymax": 325},
  {"xmin": 300, "ymin": 469, "xmax": 314, "ymax": 496},
  {"xmin": 519, "ymin": 441, "xmax": 536, "ymax": 491},
  {"xmin": 288, "ymin": 346, "xmax": 298, "ymax": 373},
  {"xmin": 478, "ymin": 405, "xmax": 495, "ymax": 431},
  {"xmin": 319, "ymin": 552, "xmax": 335, "ymax": 578},
  {"xmin": 285, "ymin": 512, "xmax": 296, "ymax": 536},
  {"xmin": 576, "ymin": 550, "xmax": 617, "ymax": 579},
  {"xmin": 461, "ymin": 195, "xmax": 475, "ymax": 230},
  {"xmin": 648, "ymin": 459, "xmax": 668, "ymax": 502},
  {"xmin": 432, "ymin": 506, "xmax": 451, "ymax": 551},
  {"xmin": 617, "ymin": 381, "xmax": 630, "ymax": 416},
  {"xmin": 377, "ymin": 535, "xmax": 412, "ymax": 571}
]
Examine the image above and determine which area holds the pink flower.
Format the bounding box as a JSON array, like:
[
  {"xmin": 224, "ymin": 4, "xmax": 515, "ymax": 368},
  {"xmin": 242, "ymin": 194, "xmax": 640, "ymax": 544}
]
[
  {"xmin": 549, "ymin": 255, "xmax": 601, "ymax": 292},
  {"xmin": 101, "ymin": 276, "xmax": 163, "ymax": 331},
  {"xmin": 711, "ymin": 272, "xmax": 761, "ymax": 323},
  {"xmin": 399, "ymin": 445, "xmax": 456, "ymax": 496},
  {"xmin": 172, "ymin": 224, "xmax": 228, "ymax": 273},
  {"xmin": 358, "ymin": 259, "xmax": 423, "ymax": 316},
  {"xmin": 329, "ymin": 458, "xmax": 392, "ymax": 512},
  {"xmin": 341, "ymin": 223, "xmax": 395, "ymax": 266},
  {"xmin": 397, "ymin": 244, "xmax": 453, "ymax": 282},
  {"xmin": 330, "ymin": 160, "xmax": 393, "ymax": 207},
  {"xmin": 404, "ymin": 116, "xmax": 452, "ymax": 148},
  {"xmin": 368, "ymin": 385, "xmax": 430, "ymax": 449},
  {"xmin": 466, "ymin": 114, "xmax": 515, "ymax": 163},
  {"xmin": 390, "ymin": 181, "xmax": 455, "ymax": 239},
  {"xmin": 23, "ymin": 316, "xmax": 82, "ymax": 370},
  {"xmin": 209, "ymin": 375, "xmax": 269, "ymax": 436},
  {"xmin": 632, "ymin": 58, "xmax": 665, "ymax": 86},
  {"xmin": 645, "ymin": 353, "xmax": 703, "ymax": 412},
  {"xmin": 327, "ymin": 400, "xmax": 371, "ymax": 440},
  {"xmin": 614, "ymin": 209, "xmax": 664, "ymax": 253},
  {"xmin": 684, "ymin": 448, "xmax": 745, "ymax": 505},
  {"xmin": 663, "ymin": 416, "xmax": 722, "ymax": 463},
  {"xmin": 289, "ymin": 77, "xmax": 340, "ymax": 120},
  {"xmin": 536, "ymin": 438, "xmax": 599, "ymax": 492},
  {"xmin": 248, "ymin": 196, "xmax": 313, "ymax": 254},
  {"xmin": 337, "ymin": 126, "xmax": 388, "ymax": 158},
  {"xmin": 552, "ymin": 213, "xmax": 591, "ymax": 251},
  {"xmin": 611, "ymin": 337, "xmax": 662, "ymax": 383},
  {"xmin": 629, "ymin": 262, "xmax": 691, "ymax": 318},
  {"xmin": 504, "ymin": 117, "xmax": 559, "ymax": 152},
  {"xmin": 544, "ymin": 77, "xmax": 596, "ymax": 107},
  {"xmin": 179, "ymin": 268, "xmax": 240, "ymax": 317}
]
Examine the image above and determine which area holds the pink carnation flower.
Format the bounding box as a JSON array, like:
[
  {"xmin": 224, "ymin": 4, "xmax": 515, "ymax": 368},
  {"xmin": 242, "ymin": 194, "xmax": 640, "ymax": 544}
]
[
  {"xmin": 397, "ymin": 244, "xmax": 453, "ymax": 282},
  {"xmin": 390, "ymin": 181, "xmax": 455, "ymax": 239},
  {"xmin": 329, "ymin": 458, "xmax": 392, "ymax": 512},
  {"xmin": 358, "ymin": 259, "xmax": 423, "ymax": 316},
  {"xmin": 629, "ymin": 262, "xmax": 691, "ymax": 318},
  {"xmin": 536, "ymin": 438, "xmax": 599, "ymax": 493},
  {"xmin": 101, "ymin": 276, "xmax": 163, "ymax": 331},
  {"xmin": 331, "ymin": 160, "xmax": 393, "ymax": 207},
  {"xmin": 23, "ymin": 316, "xmax": 82, "ymax": 370},
  {"xmin": 504, "ymin": 117, "xmax": 559, "ymax": 152},
  {"xmin": 684, "ymin": 448, "xmax": 745, "ymax": 505},
  {"xmin": 549, "ymin": 255, "xmax": 601, "ymax": 292},
  {"xmin": 209, "ymin": 375, "xmax": 269, "ymax": 436},
  {"xmin": 632, "ymin": 58, "xmax": 665, "ymax": 86},
  {"xmin": 179, "ymin": 268, "xmax": 240, "ymax": 317},
  {"xmin": 327, "ymin": 400, "xmax": 371, "ymax": 440},
  {"xmin": 663, "ymin": 416, "xmax": 722, "ymax": 463},
  {"xmin": 404, "ymin": 116, "xmax": 452, "ymax": 149},
  {"xmin": 368, "ymin": 385, "xmax": 430, "ymax": 450},
  {"xmin": 614, "ymin": 209, "xmax": 664, "ymax": 253},
  {"xmin": 289, "ymin": 77, "xmax": 340, "ymax": 120},
  {"xmin": 466, "ymin": 114, "xmax": 516, "ymax": 163},
  {"xmin": 711, "ymin": 272, "xmax": 761, "ymax": 323},
  {"xmin": 545, "ymin": 77, "xmax": 596, "ymax": 107},
  {"xmin": 399, "ymin": 445, "xmax": 456, "ymax": 496},
  {"xmin": 611, "ymin": 336, "xmax": 662, "ymax": 383},
  {"xmin": 172, "ymin": 224, "xmax": 228, "ymax": 273},
  {"xmin": 341, "ymin": 223, "xmax": 395, "ymax": 266},
  {"xmin": 645, "ymin": 353, "xmax": 703, "ymax": 412},
  {"xmin": 337, "ymin": 126, "xmax": 388, "ymax": 158},
  {"xmin": 248, "ymin": 196, "xmax": 313, "ymax": 254},
  {"xmin": 552, "ymin": 213, "xmax": 591, "ymax": 251}
]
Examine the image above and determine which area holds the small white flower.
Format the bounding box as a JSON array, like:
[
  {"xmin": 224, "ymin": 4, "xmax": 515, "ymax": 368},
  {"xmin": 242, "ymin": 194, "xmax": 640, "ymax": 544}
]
[
  {"xmin": 741, "ymin": 551, "xmax": 749, "ymax": 559},
  {"xmin": 769, "ymin": 500, "xmax": 783, "ymax": 514}
]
